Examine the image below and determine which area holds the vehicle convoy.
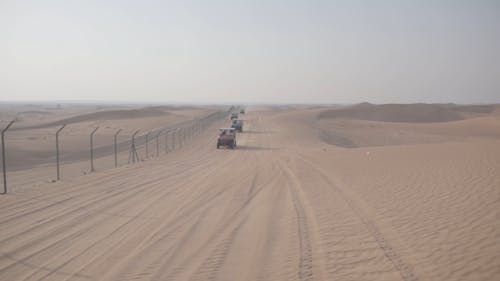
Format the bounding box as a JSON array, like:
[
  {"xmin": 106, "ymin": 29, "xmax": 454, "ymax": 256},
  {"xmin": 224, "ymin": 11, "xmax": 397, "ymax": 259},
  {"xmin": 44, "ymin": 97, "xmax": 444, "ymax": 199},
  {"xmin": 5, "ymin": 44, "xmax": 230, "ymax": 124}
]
[
  {"xmin": 217, "ymin": 128, "xmax": 237, "ymax": 149},
  {"xmin": 231, "ymin": 119, "xmax": 243, "ymax": 132}
]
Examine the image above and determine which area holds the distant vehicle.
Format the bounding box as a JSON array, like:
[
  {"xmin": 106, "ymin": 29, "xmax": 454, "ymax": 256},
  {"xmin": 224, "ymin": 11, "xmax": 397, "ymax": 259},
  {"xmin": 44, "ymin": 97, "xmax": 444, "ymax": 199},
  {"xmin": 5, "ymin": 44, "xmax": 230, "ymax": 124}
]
[
  {"xmin": 231, "ymin": 119, "xmax": 243, "ymax": 132},
  {"xmin": 230, "ymin": 113, "xmax": 238, "ymax": 120},
  {"xmin": 240, "ymin": 108, "xmax": 245, "ymax": 114},
  {"xmin": 217, "ymin": 128, "xmax": 237, "ymax": 149}
]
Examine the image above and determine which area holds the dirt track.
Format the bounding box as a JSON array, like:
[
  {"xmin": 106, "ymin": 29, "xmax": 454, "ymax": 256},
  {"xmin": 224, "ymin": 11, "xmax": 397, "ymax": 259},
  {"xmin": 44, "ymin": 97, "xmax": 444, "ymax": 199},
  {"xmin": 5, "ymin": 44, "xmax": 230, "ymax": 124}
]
[{"xmin": 1, "ymin": 108, "xmax": 499, "ymax": 280}]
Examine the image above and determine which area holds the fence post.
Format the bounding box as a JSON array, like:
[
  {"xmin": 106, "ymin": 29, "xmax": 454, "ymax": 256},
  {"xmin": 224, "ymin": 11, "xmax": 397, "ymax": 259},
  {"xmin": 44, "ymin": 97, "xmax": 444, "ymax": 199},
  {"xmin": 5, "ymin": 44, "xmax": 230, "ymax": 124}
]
[
  {"xmin": 128, "ymin": 130, "xmax": 140, "ymax": 163},
  {"xmin": 114, "ymin": 129, "xmax": 122, "ymax": 168},
  {"xmin": 1, "ymin": 120, "xmax": 15, "ymax": 194},
  {"xmin": 90, "ymin": 126, "xmax": 99, "ymax": 172},
  {"xmin": 55, "ymin": 124, "xmax": 66, "ymax": 181},
  {"xmin": 172, "ymin": 129, "xmax": 176, "ymax": 150},
  {"xmin": 193, "ymin": 120, "xmax": 197, "ymax": 137},
  {"xmin": 165, "ymin": 130, "xmax": 169, "ymax": 153},
  {"xmin": 156, "ymin": 130, "xmax": 161, "ymax": 157},
  {"xmin": 179, "ymin": 128, "xmax": 183, "ymax": 148},
  {"xmin": 146, "ymin": 131, "xmax": 152, "ymax": 158},
  {"xmin": 191, "ymin": 120, "xmax": 194, "ymax": 139}
]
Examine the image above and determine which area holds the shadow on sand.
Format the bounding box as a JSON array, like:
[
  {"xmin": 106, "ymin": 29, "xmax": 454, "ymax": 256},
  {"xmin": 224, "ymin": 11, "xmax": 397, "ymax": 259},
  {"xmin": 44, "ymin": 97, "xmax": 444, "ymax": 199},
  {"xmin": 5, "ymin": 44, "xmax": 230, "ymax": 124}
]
[
  {"xmin": 243, "ymin": 130, "xmax": 276, "ymax": 134},
  {"xmin": 236, "ymin": 145, "xmax": 279, "ymax": 151}
]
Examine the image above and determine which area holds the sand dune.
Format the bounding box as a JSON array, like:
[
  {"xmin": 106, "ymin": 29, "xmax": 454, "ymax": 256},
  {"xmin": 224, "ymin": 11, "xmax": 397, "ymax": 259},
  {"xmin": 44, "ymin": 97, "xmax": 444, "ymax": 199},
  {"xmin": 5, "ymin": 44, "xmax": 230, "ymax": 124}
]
[
  {"xmin": 13, "ymin": 108, "xmax": 170, "ymax": 131},
  {"xmin": 0, "ymin": 105, "xmax": 499, "ymax": 280},
  {"xmin": 318, "ymin": 103, "xmax": 468, "ymax": 123},
  {"xmin": 316, "ymin": 103, "xmax": 500, "ymax": 147},
  {"xmin": 19, "ymin": 110, "xmax": 53, "ymax": 116},
  {"xmin": 452, "ymin": 104, "xmax": 497, "ymax": 114}
]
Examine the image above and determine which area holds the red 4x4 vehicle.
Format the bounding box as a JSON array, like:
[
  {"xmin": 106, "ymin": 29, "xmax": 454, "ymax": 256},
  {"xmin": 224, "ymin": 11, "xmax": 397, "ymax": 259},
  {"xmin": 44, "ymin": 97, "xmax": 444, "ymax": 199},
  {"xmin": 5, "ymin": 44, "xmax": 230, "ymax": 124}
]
[{"xmin": 217, "ymin": 128, "xmax": 237, "ymax": 149}]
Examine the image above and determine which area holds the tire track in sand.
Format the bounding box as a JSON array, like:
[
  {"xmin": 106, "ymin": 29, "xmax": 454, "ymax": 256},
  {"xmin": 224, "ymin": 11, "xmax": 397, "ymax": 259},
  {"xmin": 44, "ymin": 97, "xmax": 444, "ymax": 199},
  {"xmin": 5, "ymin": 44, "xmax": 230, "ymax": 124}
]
[
  {"xmin": 0, "ymin": 143, "xmax": 236, "ymax": 280},
  {"xmin": 188, "ymin": 216, "xmax": 249, "ymax": 281},
  {"xmin": 296, "ymin": 154, "xmax": 418, "ymax": 281},
  {"xmin": 279, "ymin": 160, "xmax": 317, "ymax": 281},
  {"xmin": 165, "ymin": 162, "xmax": 276, "ymax": 280},
  {"xmin": 72, "ymin": 150, "xmax": 242, "ymax": 281}
]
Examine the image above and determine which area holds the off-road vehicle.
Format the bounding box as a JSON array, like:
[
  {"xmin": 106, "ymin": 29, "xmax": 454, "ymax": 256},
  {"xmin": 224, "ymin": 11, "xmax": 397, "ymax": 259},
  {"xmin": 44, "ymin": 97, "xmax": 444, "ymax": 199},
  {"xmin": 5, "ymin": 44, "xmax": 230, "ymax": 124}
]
[
  {"xmin": 217, "ymin": 128, "xmax": 237, "ymax": 149},
  {"xmin": 231, "ymin": 119, "xmax": 243, "ymax": 132}
]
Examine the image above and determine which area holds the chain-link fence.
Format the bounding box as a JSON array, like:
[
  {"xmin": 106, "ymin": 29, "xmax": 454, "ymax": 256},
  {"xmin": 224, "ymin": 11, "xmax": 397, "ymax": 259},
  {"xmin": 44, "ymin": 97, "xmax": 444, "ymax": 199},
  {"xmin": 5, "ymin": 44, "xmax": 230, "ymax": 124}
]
[{"xmin": 1, "ymin": 108, "xmax": 233, "ymax": 194}]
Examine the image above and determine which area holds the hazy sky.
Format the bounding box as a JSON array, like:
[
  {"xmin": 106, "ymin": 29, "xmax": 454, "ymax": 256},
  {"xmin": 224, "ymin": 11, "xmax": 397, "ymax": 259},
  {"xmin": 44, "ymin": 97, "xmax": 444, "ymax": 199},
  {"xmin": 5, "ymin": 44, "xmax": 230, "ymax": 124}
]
[{"xmin": 1, "ymin": 0, "xmax": 499, "ymax": 104}]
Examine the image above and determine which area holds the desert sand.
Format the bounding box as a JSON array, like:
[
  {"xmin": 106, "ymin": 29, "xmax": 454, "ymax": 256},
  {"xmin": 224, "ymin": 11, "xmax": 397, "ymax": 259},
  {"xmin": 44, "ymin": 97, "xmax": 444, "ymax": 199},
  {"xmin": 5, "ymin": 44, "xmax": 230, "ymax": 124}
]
[{"xmin": 0, "ymin": 103, "xmax": 499, "ymax": 280}]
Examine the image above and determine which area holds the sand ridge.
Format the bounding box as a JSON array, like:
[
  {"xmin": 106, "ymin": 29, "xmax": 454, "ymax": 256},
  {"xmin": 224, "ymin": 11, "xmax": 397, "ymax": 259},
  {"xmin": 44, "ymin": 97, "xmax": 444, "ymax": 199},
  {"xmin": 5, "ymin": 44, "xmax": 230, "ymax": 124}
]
[
  {"xmin": 12, "ymin": 108, "xmax": 170, "ymax": 131},
  {"xmin": 317, "ymin": 103, "xmax": 498, "ymax": 123}
]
